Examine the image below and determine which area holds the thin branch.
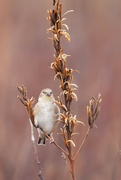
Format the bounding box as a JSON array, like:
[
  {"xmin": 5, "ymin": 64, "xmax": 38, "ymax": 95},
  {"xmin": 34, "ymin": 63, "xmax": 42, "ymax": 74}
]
[
  {"xmin": 29, "ymin": 117, "xmax": 44, "ymax": 180},
  {"xmin": 73, "ymin": 127, "xmax": 91, "ymax": 161},
  {"xmin": 17, "ymin": 84, "xmax": 35, "ymax": 127},
  {"xmin": 53, "ymin": 141, "xmax": 69, "ymax": 156},
  {"xmin": 33, "ymin": 141, "xmax": 44, "ymax": 180},
  {"xmin": 40, "ymin": 128, "xmax": 69, "ymax": 156},
  {"xmin": 62, "ymin": 152, "xmax": 72, "ymax": 173}
]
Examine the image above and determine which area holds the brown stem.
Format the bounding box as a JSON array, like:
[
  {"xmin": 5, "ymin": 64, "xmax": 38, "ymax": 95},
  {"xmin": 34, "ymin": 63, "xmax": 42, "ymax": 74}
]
[
  {"xmin": 53, "ymin": 141, "xmax": 69, "ymax": 156},
  {"xmin": 73, "ymin": 127, "xmax": 91, "ymax": 161},
  {"xmin": 67, "ymin": 126, "xmax": 76, "ymax": 180},
  {"xmin": 54, "ymin": 39, "xmax": 61, "ymax": 57},
  {"xmin": 70, "ymin": 159, "xmax": 75, "ymax": 180}
]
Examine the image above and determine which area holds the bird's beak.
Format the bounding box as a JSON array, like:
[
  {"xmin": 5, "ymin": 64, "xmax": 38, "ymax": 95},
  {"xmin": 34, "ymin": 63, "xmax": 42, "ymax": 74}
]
[{"xmin": 47, "ymin": 92, "xmax": 51, "ymax": 96}]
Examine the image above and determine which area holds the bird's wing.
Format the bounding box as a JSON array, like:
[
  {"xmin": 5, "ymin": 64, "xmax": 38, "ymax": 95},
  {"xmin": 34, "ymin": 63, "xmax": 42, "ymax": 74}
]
[
  {"xmin": 54, "ymin": 104, "xmax": 60, "ymax": 119},
  {"xmin": 33, "ymin": 103, "xmax": 41, "ymax": 116}
]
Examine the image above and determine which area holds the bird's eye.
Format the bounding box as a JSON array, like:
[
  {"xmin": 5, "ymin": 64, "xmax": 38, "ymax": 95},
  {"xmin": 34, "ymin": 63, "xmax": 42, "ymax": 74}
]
[{"xmin": 42, "ymin": 91, "xmax": 46, "ymax": 94}]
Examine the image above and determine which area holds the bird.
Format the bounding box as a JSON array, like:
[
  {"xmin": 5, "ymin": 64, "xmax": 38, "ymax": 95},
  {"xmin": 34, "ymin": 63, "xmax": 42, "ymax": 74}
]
[{"xmin": 33, "ymin": 88, "xmax": 60, "ymax": 145}]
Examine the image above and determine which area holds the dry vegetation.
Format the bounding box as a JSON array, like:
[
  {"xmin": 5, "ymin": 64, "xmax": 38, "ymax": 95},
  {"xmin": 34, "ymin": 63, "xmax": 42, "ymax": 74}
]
[{"xmin": 17, "ymin": 0, "xmax": 102, "ymax": 179}]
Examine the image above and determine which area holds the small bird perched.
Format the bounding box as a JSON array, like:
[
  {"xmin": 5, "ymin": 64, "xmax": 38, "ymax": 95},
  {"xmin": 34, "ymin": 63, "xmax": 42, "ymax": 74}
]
[{"xmin": 33, "ymin": 88, "xmax": 60, "ymax": 145}]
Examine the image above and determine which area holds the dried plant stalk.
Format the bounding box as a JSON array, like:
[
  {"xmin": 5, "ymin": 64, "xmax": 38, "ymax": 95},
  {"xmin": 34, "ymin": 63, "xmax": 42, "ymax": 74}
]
[
  {"xmin": 17, "ymin": 85, "xmax": 35, "ymax": 127},
  {"xmin": 47, "ymin": 1, "xmax": 79, "ymax": 179},
  {"xmin": 47, "ymin": 1, "xmax": 102, "ymax": 179},
  {"xmin": 17, "ymin": 85, "xmax": 44, "ymax": 180}
]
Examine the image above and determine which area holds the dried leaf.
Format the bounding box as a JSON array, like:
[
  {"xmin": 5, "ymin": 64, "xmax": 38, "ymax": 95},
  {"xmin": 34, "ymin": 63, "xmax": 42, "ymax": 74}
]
[
  {"xmin": 76, "ymin": 120, "xmax": 85, "ymax": 126},
  {"xmin": 59, "ymin": 3, "xmax": 62, "ymax": 16},
  {"xmin": 61, "ymin": 31, "xmax": 70, "ymax": 42},
  {"xmin": 54, "ymin": 34, "xmax": 59, "ymax": 41},
  {"xmin": 66, "ymin": 140, "xmax": 76, "ymax": 147},
  {"xmin": 62, "ymin": 18, "xmax": 67, "ymax": 22},
  {"xmin": 70, "ymin": 84, "xmax": 78, "ymax": 88},
  {"xmin": 62, "ymin": 24, "xmax": 69, "ymax": 30},
  {"xmin": 71, "ymin": 92, "xmax": 78, "ymax": 101},
  {"xmin": 62, "ymin": 10, "xmax": 74, "ymax": 17},
  {"xmin": 61, "ymin": 104, "xmax": 68, "ymax": 112}
]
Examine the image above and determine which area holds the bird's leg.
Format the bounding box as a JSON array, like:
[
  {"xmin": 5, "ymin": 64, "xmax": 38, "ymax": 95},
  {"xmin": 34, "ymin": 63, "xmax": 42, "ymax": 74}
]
[
  {"xmin": 37, "ymin": 128, "xmax": 43, "ymax": 145},
  {"xmin": 38, "ymin": 137, "xmax": 42, "ymax": 145},
  {"xmin": 43, "ymin": 138, "xmax": 46, "ymax": 145},
  {"xmin": 39, "ymin": 127, "xmax": 54, "ymax": 144}
]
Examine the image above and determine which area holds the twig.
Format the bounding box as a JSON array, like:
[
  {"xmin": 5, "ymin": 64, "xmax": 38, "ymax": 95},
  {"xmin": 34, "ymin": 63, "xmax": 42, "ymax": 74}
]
[
  {"xmin": 17, "ymin": 84, "xmax": 35, "ymax": 127},
  {"xmin": 29, "ymin": 117, "xmax": 44, "ymax": 180},
  {"xmin": 73, "ymin": 127, "xmax": 91, "ymax": 161},
  {"xmin": 33, "ymin": 141, "xmax": 44, "ymax": 180},
  {"xmin": 40, "ymin": 128, "xmax": 69, "ymax": 156},
  {"xmin": 53, "ymin": 141, "xmax": 69, "ymax": 156}
]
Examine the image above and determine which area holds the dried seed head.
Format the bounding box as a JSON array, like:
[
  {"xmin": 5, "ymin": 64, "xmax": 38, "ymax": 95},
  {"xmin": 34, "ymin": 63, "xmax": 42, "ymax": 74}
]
[
  {"xmin": 17, "ymin": 85, "xmax": 35, "ymax": 127},
  {"xmin": 87, "ymin": 94, "xmax": 102, "ymax": 128}
]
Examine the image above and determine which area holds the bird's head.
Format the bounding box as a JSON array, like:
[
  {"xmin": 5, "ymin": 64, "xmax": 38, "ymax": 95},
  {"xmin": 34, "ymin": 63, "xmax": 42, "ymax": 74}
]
[{"xmin": 39, "ymin": 88, "xmax": 54, "ymax": 101}]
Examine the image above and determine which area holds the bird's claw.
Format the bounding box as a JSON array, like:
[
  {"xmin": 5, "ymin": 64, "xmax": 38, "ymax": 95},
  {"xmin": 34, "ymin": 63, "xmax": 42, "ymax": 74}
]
[{"xmin": 49, "ymin": 135, "xmax": 54, "ymax": 144}]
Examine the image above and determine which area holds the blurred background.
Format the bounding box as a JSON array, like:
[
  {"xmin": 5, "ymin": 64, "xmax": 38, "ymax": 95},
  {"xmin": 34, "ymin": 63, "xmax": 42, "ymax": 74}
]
[{"xmin": 0, "ymin": 0, "xmax": 121, "ymax": 179}]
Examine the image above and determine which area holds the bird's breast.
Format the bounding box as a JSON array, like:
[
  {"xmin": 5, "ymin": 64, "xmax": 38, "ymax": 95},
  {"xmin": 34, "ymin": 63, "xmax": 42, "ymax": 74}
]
[{"xmin": 34, "ymin": 102, "xmax": 58, "ymax": 134}]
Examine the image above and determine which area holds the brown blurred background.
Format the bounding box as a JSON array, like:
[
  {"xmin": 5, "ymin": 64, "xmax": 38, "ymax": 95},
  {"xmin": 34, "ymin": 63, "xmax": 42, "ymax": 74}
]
[{"xmin": 0, "ymin": 0, "xmax": 121, "ymax": 179}]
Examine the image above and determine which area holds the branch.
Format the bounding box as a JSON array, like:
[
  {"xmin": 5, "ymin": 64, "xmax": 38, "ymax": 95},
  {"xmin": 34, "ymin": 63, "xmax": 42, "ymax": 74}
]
[
  {"xmin": 33, "ymin": 141, "xmax": 44, "ymax": 180},
  {"xmin": 17, "ymin": 84, "xmax": 35, "ymax": 127},
  {"xmin": 29, "ymin": 119, "xmax": 44, "ymax": 179},
  {"xmin": 40, "ymin": 128, "xmax": 69, "ymax": 156},
  {"xmin": 73, "ymin": 127, "xmax": 91, "ymax": 161}
]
